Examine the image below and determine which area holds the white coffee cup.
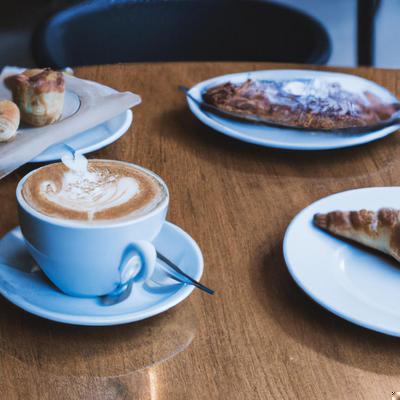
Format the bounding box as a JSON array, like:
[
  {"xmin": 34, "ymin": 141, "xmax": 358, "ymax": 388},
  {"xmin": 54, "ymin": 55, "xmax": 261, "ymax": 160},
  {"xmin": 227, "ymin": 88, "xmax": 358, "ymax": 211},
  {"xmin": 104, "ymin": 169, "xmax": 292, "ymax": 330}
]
[{"xmin": 16, "ymin": 161, "xmax": 169, "ymax": 297}]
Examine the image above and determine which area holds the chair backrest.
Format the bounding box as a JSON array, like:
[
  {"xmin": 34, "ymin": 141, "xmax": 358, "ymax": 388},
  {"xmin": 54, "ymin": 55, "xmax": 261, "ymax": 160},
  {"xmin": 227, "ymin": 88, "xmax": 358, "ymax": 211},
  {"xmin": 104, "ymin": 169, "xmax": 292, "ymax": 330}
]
[{"xmin": 33, "ymin": 0, "xmax": 331, "ymax": 68}]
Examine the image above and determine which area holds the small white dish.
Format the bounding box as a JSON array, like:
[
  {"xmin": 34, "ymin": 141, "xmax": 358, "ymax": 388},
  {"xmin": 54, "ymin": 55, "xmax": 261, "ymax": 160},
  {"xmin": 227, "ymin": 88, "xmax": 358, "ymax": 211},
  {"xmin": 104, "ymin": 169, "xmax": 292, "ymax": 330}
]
[
  {"xmin": 284, "ymin": 187, "xmax": 400, "ymax": 336},
  {"xmin": 0, "ymin": 222, "xmax": 203, "ymax": 326},
  {"xmin": 32, "ymin": 110, "xmax": 132, "ymax": 162},
  {"xmin": 187, "ymin": 69, "xmax": 400, "ymax": 150},
  {"xmin": 0, "ymin": 67, "xmax": 133, "ymax": 162}
]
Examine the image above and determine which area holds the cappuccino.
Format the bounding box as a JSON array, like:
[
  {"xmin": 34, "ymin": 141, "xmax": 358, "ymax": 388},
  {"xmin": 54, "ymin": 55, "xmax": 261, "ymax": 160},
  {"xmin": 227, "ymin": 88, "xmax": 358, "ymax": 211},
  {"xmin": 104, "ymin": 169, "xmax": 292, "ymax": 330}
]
[{"xmin": 22, "ymin": 159, "xmax": 166, "ymax": 223}]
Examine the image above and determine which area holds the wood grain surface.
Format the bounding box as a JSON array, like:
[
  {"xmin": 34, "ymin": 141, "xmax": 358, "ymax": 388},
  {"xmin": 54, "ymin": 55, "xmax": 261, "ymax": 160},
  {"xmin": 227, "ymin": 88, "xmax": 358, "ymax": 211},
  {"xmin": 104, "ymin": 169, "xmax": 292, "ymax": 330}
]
[{"xmin": 1, "ymin": 62, "xmax": 400, "ymax": 399}]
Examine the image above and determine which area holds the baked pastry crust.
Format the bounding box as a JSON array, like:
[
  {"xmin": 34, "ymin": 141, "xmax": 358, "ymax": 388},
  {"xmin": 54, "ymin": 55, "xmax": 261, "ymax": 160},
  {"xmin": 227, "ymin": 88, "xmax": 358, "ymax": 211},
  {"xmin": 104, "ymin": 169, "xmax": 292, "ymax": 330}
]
[
  {"xmin": 8, "ymin": 68, "xmax": 65, "ymax": 127},
  {"xmin": 313, "ymin": 208, "xmax": 400, "ymax": 261},
  {"xmin": 204, "ymin": 79, "xmax": 400, "ymax": 130},
  {"xmin": 0, "ymin": 100, "xmax": 20, "ymax": 142}
]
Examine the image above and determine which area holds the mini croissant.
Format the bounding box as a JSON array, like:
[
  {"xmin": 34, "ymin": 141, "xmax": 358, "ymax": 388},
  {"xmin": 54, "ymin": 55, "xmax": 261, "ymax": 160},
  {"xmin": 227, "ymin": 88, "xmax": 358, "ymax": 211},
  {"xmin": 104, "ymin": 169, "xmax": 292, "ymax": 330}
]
[
  {"xmin": 313, "ymin": 208, "xmax": 400, "ymax": 262},
  {"xmin": 0, "ymin": 100, "xmax": 20, "ymax": 142}
]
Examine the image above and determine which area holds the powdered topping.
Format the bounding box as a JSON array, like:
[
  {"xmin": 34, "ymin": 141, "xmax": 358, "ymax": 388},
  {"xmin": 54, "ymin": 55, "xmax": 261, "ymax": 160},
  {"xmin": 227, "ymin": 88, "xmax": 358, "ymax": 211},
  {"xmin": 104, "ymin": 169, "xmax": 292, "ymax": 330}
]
[{"xmin": 203, "ymin": 79, "xmax": 400, "ymax": 130}]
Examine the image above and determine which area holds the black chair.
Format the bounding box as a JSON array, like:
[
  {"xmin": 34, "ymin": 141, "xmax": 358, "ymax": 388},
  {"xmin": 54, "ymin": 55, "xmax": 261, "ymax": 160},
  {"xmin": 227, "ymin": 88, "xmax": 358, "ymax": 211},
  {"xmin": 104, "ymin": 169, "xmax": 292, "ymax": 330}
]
[{"xmin": 32, "ymin": 0, "xmax": 331, "ymax": 68}]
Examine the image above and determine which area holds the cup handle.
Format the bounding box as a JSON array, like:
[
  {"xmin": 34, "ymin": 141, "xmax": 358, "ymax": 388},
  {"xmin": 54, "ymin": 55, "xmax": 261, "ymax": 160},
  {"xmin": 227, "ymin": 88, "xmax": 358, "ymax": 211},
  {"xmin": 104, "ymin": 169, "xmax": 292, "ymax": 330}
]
[{"xmin": 119, "ymin": 241, "xmax": 157, "ymax": 286}]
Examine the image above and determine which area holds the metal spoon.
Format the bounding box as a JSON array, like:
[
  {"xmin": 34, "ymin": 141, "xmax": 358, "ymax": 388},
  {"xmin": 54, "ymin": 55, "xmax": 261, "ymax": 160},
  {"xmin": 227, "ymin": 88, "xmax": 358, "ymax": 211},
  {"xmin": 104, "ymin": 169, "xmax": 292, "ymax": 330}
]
[
  {"xmin": 156, "ymin": 251, "xmax": 214, "ymax": 295},
  {"xmin": 100, "ymin": 251, "xmax": 214, "ymax": 306},
  {"xmin": 179, "ymin": 85, "xmax": 400, "ymax": 134}
]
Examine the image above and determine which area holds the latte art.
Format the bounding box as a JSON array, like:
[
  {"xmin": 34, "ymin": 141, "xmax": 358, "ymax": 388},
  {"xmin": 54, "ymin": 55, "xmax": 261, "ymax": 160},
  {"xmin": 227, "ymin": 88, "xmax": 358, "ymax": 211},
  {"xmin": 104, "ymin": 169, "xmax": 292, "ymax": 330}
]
[
  {"xmin": 40, "ymin": 171, "xmax": 139, "ymax": 220},
  {"xmin": 22, "ymin": 160, "xmax": 166, "ymax": 223}
]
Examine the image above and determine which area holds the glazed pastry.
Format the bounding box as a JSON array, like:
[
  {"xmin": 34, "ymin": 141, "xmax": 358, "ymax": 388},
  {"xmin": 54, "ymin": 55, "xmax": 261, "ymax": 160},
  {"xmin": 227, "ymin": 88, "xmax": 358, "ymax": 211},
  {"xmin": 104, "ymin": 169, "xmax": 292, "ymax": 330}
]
[
  {"xmin": 313, "ymin": 208, "xmax": 400, "ymax": 262},
  {"xmin": 203, "ymin": 79, "xmax": 400, "ymax": 130},
  {"xmin": 0, "ymin": 100, "xmax": 20, "ymax": 142},
  {"xmin": 8, "ymin": 68, "xmax": 64, "ymax": 126}
]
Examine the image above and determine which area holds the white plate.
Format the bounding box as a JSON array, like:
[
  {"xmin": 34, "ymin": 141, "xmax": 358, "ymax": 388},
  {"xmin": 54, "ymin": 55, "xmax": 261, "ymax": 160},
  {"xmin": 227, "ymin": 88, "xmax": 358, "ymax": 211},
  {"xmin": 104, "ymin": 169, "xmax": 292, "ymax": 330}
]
[
  {"xmin": 32, "ymin": 109, "xmax": 132, "ymax": 162},
  {"xmin": 187, "ymin": 69, "xmax": 400, "ymax": 150},
  {"xmin": 284, "ymin": 187, "xmax": 400, "ymax": 336},
  {"xmin": 0, "ymin": 222, "xmax": 203, "ymax": 326}
]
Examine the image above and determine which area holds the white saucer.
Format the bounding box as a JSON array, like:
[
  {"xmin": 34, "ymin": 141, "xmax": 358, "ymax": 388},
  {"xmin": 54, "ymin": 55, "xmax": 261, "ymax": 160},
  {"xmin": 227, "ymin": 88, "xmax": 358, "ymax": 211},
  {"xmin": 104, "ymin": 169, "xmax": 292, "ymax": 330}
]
[
  {"xmin": 32, "ymin": 110, "xmax": 132, "ymax": 162},
  {"xmin": 284, "ymin": 187, "xmax": 400, "ymax": 336},
  {"xmin": 0, "ymin": 222, "xmax": 203, "ymax": 326},
  {"xmin": 187, "ymin": 69, "xmax": 400, "ymax": 150}
]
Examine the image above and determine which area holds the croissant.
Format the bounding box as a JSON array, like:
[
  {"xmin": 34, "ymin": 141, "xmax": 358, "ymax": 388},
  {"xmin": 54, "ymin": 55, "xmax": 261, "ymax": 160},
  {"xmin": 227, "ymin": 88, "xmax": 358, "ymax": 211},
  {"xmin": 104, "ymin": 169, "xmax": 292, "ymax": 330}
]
[
  {"xmin": 0, "ymin": 100, "xmax": 20, "ymax": 142},
  {"xmin": 313, "ymin": 208, "xmax": 400, "ymax": 262}
]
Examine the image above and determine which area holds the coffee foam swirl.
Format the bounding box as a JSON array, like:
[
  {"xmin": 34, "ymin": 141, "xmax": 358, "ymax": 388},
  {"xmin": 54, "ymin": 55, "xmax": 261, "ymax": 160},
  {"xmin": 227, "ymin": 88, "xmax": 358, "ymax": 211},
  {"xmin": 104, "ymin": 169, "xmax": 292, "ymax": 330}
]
[
  {"xmin": 40, "ymin": 170, "xmax": 140, "ymax": 220},
  {"xmin": 22, "ymin": 160, "xmax": 166, "ymax": 223}
]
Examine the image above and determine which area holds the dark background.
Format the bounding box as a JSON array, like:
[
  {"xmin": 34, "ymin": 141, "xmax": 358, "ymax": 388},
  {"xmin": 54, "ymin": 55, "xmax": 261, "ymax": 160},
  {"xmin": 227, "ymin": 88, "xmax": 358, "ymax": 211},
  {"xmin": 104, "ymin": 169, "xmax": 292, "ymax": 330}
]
[{"xmin": 0, "ymin": 0, "xmax": 399, "ymax": 68}]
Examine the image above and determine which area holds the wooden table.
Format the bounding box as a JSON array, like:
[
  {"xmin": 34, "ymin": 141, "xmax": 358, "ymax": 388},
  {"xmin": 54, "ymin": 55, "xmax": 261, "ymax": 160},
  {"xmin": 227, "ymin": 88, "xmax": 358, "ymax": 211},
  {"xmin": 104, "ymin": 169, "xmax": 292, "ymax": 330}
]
[{"xmin": 1, "ymin": 62, "xmax": 400, "ymax": 399}]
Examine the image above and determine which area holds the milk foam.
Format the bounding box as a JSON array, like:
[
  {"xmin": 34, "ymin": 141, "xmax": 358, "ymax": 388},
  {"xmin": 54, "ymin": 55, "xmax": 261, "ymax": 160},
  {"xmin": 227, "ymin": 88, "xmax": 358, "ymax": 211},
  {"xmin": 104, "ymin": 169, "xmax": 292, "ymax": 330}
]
[{"xmin": 33, "ymin": 153, "xmax": 161, "ymax": 222}]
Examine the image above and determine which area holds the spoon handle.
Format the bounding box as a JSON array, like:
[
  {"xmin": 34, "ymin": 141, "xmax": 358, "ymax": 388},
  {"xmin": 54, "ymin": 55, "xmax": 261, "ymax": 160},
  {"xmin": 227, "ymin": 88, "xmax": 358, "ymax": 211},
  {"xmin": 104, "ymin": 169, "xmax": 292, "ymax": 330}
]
[{"xmin": 156, "ymin": 251, "xmax": 214, "ymax": 295}]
